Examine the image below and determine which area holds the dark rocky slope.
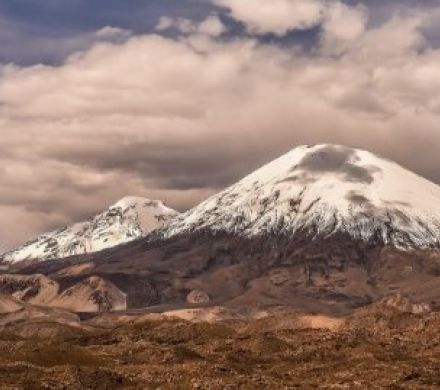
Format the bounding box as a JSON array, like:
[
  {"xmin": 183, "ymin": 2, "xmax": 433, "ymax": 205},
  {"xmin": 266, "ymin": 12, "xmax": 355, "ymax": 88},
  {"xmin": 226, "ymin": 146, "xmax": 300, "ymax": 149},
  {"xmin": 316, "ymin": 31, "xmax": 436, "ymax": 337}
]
[{"xmin": 4, "ymin": 230, "xmax": 440, "ymax": 314}]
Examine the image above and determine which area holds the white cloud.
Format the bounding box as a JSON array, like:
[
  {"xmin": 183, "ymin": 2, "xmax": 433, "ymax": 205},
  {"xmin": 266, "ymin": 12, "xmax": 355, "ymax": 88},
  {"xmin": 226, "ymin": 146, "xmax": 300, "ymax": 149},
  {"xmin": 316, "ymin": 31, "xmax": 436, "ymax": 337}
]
[
  {"xmin": 213, "ymin": 0, "xmax": 325, "ymax": 36},
  {"xmin": 155, "ymin": 15, "xmax": 227, "ymax": 37},
  {"xmin": 1, "ymin": 8, "xmax": 440, "ymax": 249},
  {"xmin": 156, "ymin": 16, "xmax": 175, "ymax": 31},
  {"xmin": 155, "ymin": 16, "xmax": 196, "ymax": 34},
  {"xmin": 318, "ymin": 2, "xmax": 368, "ymax": 55},
  {"xmin": 198, "ymin": 15, "xmax": 227, "ymax": 37},
  {"xmin": 322, "ymin": 2, "xmax": 367, "ymax": 42},
  {"xmin": 94, "ymin": 26, "xmax": 133, "ymax": 45},
  {"xmin": 212, "ymin": 0, "xmax": 370, "ymax": 41}
]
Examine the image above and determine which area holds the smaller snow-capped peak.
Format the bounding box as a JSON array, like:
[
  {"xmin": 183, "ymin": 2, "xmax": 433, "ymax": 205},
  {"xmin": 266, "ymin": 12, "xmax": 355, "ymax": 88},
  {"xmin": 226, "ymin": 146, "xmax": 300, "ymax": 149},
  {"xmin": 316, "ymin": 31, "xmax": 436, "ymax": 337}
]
[
  {"xmin": 113, "ymin": 196, "xmax": 167, "ymax": 210},
  {"xmin": 2, "ymin": 196, "xmax": 178, "ymax": 263},
  {"xmin": 161, "ymin": 144, "xmax": 440, "ymax": 249},
  {"xmin": 109, "ymin": 196, "xmax": 177, "ymax": 231}
]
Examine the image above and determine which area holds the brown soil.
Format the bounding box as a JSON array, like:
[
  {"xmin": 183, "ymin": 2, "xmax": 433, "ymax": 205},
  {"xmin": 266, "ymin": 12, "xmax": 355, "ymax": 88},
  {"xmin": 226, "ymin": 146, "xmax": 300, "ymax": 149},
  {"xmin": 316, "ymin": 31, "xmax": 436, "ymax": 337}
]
[{"xmin": 0, "ymin": 307, "xmax": 440, "ymax": 389}]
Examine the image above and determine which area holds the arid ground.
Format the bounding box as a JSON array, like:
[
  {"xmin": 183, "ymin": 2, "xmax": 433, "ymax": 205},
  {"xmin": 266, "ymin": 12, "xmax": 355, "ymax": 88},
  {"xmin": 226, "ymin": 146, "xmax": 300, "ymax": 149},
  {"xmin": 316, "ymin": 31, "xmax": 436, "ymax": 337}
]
[{"xmin": 0, "ymin": 304, "xmax": 440, "ymax": 389}]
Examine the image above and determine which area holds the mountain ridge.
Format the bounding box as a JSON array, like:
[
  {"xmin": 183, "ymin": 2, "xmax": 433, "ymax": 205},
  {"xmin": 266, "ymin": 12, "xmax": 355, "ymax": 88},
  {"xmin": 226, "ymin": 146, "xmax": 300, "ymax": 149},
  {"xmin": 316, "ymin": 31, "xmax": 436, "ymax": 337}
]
[
  {"xmin": 158, "ymin": 144, "xmax": 440, "ymax": 250},
  {"xmin": 2, "ymin": 144, "xmax": 440, "ymax": 314},
  {"xmin": 2, "ymin": 196, "xmax": 178, "ymax": 263},
  {"xmin": 4, "ymin": 142, "xmax": 440, "ymax": 287}
]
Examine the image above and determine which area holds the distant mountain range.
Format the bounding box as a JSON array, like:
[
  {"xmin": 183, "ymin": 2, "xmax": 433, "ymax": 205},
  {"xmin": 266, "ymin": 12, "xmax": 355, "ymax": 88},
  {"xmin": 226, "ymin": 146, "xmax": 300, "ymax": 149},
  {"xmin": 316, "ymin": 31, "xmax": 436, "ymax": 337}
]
[{"xmin": 2, "ymin": 144, "xmax": 440, "ymax": 315}]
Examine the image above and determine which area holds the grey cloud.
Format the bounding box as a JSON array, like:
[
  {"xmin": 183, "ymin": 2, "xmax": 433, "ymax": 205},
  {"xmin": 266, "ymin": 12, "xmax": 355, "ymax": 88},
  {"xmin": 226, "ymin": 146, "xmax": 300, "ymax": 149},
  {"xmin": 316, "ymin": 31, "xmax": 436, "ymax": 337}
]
[
  {"xmin": 2, "ymin": 3, "xmax": 440, "ymax": 251},
  {"xmin": 40, "ymin": 139, "xmax": 249, "ymax": 191}
]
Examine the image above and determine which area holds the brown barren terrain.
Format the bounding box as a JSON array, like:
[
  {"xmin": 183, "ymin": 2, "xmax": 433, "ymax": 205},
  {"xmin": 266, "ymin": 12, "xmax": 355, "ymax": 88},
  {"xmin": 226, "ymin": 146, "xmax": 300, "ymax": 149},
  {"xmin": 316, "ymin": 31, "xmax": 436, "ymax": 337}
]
[
  {"xmin": 2, "ymin": 233, "xmax": 440, "ymax": 388},
  {"xmin": 0, "ymin": 304, "xmax": 440, "ymax": 389}
]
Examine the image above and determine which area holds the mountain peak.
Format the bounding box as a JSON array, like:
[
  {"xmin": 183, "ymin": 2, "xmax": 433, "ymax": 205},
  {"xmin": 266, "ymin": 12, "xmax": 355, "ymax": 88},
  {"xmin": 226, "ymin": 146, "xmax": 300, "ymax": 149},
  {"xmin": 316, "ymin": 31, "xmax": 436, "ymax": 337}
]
[
  {"xmin": 161, "ymin": 144, "xmax": 440, "ymax": 249},
  {"xmin": 112, "ymin": 196, "xmax": 166, "ymax": 210},
  {"xmin": 2, "ymin": 196, "xmax": 179, "ymax": 263},
  {"xmin": 243, "ymin": 144, "xmax": 394, "ymax": 187}
]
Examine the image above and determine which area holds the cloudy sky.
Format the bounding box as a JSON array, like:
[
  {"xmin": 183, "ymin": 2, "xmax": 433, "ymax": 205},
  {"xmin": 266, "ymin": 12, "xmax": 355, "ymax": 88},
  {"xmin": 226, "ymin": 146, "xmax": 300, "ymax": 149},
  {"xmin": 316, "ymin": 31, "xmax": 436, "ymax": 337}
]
[{"xmin": 1, "ymin": 0, "xmax": 440, "ymax": 251}]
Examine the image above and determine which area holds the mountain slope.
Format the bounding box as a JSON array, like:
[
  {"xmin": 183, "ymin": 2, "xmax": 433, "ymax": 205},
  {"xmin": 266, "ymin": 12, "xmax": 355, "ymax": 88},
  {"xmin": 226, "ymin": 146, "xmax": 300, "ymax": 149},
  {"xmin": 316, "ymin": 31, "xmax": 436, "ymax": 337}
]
[
  {"xmin": 161, "ymin": 144, "xmax": 440, "ymax": 249},
  {"xmin": 3, "ymin": 144, "xmax": 440, "ymax": 315},
  {"xmin": 2, "ymin": 197, "xmax": 178, "ymax": 263}
]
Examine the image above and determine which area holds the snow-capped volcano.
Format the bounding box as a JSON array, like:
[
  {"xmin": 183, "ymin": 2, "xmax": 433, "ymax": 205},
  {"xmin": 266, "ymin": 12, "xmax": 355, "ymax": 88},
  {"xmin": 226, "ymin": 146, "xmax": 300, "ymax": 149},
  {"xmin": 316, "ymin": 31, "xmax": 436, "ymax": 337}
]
[
  {"xmin": 162, "ymin": 144, "xmax": 440, "ymax": 249},
  {"xmin": 2, "ymin": 196, "xmax": 178, "ymax": 263}
]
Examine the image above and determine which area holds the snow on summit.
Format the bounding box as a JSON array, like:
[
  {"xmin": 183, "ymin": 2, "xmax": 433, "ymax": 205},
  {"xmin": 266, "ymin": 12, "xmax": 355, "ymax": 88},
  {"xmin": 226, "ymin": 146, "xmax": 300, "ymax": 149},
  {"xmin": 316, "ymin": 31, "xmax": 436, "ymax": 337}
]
[
  {"xmin": 5, "ymin": 144, "xmax": 440, "ymax": 264},
  {"xmin": 2, "ymin": 197, "xmax": 178, "ymax": 263},
  {"xmin": 161, "ymin": 144, "xmax": 440, "ymax": 249}
]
